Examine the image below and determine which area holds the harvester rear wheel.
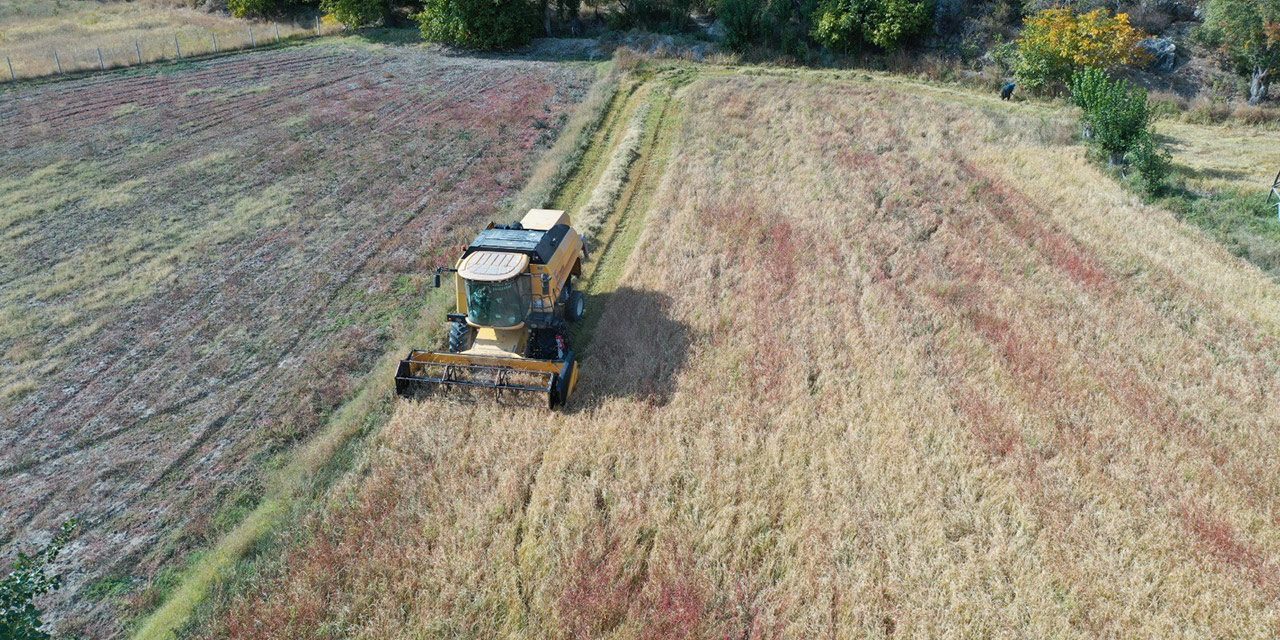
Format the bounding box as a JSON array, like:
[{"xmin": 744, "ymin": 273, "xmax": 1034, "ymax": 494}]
[
  {"xmin": 566, "ymin": 290, "xmax": 585, "ymax": 322},
  {"xmin": 447, "ymin": 321, "xmax": 474, "ymax": 353}
]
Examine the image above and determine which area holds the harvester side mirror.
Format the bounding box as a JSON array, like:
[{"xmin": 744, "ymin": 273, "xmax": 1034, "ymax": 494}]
[
  {"xmin": 581, "ymin": 234, "xmax": 590, "ymax": 260},
  {"xmin": 433, "ymin": 273, "xmax": 442, "ymax": 289}
]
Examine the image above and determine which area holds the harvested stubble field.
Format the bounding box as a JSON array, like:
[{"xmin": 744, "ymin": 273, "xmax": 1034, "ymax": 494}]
[
  {"xmin": 0, "ymin": 40, "xmax": 593, "ymax": 637},
  {"xmin": 201, "ymin": 69, "xmax": 1280, "ymax": 639}
]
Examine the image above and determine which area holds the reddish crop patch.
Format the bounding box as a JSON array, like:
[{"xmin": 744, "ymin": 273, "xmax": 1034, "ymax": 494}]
[
  {"xmin": 1179, "ymin": 502, "xmax": 1279, "ymax": 590},
  {"xmin": 957, "ymin": 161, "xmax": 1115, "ymax": 295},
  {"xmin": 635, "ymin": 560, "xmax": 712, "ymax": 640},
  {"xmin": 558, "ymin": 529, "xmax": 719, "ymax": 640},
  {"xmin": 559, "ymin": 530, "xmax": 643, "ymax": 638}
]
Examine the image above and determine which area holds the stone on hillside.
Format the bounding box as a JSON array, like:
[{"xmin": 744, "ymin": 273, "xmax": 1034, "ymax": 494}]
[{"xmin": 1140, "ymin": 37, "xmax": 1177, "ymax": 74}]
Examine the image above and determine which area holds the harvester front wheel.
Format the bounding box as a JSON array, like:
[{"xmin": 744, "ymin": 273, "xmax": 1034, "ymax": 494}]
[
  {"xmin": 447, "ymin": 321, "xmax": 474, "ymax": 353},
  {"xmin": 566, "ymin": 290, "xmax": 585, "ymax": 322}
]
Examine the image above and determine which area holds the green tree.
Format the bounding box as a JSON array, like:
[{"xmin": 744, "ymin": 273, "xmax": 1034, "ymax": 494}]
[
  {"xmin": 228, "ymin": 0, "xmax": 326, "ymax": 17},
  {"xmin": 1, "ymin": 521, "xmax": 77, "ymax": 640},
  {"xmin": 1069, "ymin": 67, "xmax": 1154, "ymax": 164},
  {"xmin": 416, "ymin": 0, "xmax": 539, "ymax": 49},
  {"xmin": 719, "ymin": 0, "xmax": 766, "ymax": 49},
  {"xmin": 1199, "ymin": 0, "xmax": 1280, "ymax": 103},
  {"xmin": 812, "ymin": 0, "xmax": 934, "ymax": 51},
  {"xmin": 611, "ymin": 0, "xmax": 698, "ymax": 30},
  {"xmin": 718, "ymin": 0, "xmax": 820, "ymax": 56}
]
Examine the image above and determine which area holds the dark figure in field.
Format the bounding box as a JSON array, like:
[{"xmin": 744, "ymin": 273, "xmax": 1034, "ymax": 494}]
[{"xmin": 1000, "ymin": 82, "xmax": 1016, "ymax": 100}]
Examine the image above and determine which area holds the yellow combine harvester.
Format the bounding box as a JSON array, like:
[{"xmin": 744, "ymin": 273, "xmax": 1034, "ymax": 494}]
[{"xmin": 395, "ymin": 209, "xmax": 588, "ymax": 408}]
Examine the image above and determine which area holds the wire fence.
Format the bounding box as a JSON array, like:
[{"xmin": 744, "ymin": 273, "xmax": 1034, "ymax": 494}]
[{"xmin": 2, "ymin": 18, "xmax": 342, "ymax": 82}]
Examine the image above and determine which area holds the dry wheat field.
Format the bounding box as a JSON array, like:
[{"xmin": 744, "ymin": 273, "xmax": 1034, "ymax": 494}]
[
  {"xmin": 0, "ymin": 41, "xmax": 592, "ymax": 637},
  {"xmin": 199, "ymin": 71, "xmax": 1280, "ymax": 639},
  {"xmin": 0, "ymin": 0, "xmax": 325, "ymax": 80}
]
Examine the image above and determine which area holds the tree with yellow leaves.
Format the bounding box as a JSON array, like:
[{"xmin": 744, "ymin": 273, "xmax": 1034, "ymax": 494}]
[{"xmin": 1015, "ymin": 8, "xmax": 1149, "ymax": 96}]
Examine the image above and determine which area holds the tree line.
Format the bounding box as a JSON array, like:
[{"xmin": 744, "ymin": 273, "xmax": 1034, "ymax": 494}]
[
  {"xmin": 228, "ymin": 0, "xmax": 1280, "ymax": 105},
  {"xmin": 226, "ymin": 0, "xmax": 936, "ymax": 51}
]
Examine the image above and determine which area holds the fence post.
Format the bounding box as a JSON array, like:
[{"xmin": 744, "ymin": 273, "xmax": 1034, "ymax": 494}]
[
  {"xmin": 6, "ymin": 56, "xmax": 14, "ymax": 82},
  {"xmin": 97, "ymin": 47, "xmax": 105, "ymax": 71},
  {"xmin": 174, "ymin": 35, "xmax": 182, "ymax": 59},
  {"xmin": 315, "ymin": 17, "xmax": 321, "ymax": 36},
  {"xmin": 249, "ymin": 26, "xmax": 255, "ymax": 47},
  {"xmin": 212, "ymin": 31, "xmax": 219, "ymax": 53},
  {"xmin": 274, "ymin": 23, "xmax": 281, "ymax": 43},
  {"xmin": 54, "ymin": 50, "xmax": 63, "ymax": 74},
  {"xmin": 136, "ymin": 40, "xmax": 142, "ymax": 65}
]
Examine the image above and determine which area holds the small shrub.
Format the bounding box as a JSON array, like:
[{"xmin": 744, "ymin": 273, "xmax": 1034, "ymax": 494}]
[
  {"xmin": 1231, "ymin": 103, "xmax": 1278, "ymax": 124},
  {"xmin": 1147, "ymin": 90, "xmax": 1186, "ymax": 119},
  {"xmin": 1, "ymin": 520, "xmax": 77, "ymax": 640},
  {"xmin": 1069, "ymin": 68, "xmax": 1171, "ymax": 195},
  {"xmin": 1125, "ymin": 133, "xmax": 1172, "ymax": 197},
  {"xmin": 1185, "ymin": 96, "xmax": 1232, "ymax": 124}
]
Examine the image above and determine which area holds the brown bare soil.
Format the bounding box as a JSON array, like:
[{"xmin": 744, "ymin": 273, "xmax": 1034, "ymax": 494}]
[{"xmin": 0, "ymin": 41, "xmax": 592, "ymax": 637}]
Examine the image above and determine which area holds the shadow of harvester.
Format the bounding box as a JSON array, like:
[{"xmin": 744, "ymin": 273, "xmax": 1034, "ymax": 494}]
[{"xmin": 572, "ymin": 287, "xmax": 692, "ymax": 408}]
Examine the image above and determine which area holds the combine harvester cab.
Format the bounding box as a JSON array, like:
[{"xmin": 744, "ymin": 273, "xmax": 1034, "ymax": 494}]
[{"xmin": 395, "ymin": 209, "xmax": 587, "ymax": 409}]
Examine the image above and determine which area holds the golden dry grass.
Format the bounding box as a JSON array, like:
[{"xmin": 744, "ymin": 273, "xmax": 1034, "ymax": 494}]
[
  {"xmin": 203, "ymin": 71, "xmax": 1280, "ymax": 638},
  {"xmin": 1156, "ymin": 119, "xmax": 1280, "ymax": 193},
  {"xmin": 0, "ymin": 0, "xmax": 325, "ymax": 79}
]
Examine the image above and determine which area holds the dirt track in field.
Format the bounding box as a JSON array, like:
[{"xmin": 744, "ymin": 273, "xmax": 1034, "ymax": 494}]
[{"xmin": 0, "ymin": 41, "xmax": 592, "ymax": 637}]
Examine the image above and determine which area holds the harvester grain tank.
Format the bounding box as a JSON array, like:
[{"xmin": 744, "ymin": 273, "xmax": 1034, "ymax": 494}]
[{"xmin": 394, "ymin": 209, "xmax": 588, "ymax": 408}]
